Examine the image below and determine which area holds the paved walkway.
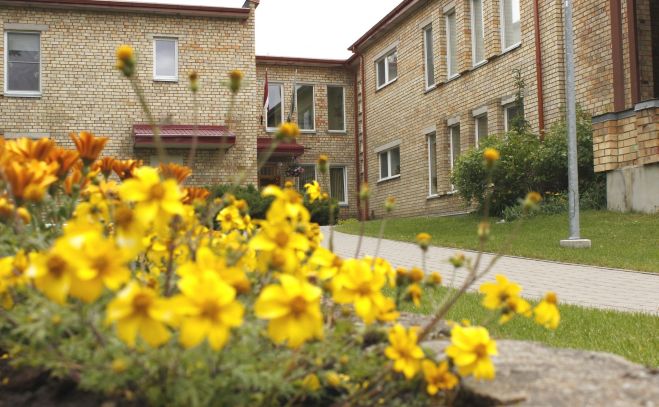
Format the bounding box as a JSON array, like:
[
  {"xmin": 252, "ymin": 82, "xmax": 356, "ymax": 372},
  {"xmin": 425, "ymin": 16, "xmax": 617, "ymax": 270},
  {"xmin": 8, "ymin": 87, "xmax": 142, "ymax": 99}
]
[{"xmin": 321, "ymin": 227, "xmax": 659, "ymax": 314}]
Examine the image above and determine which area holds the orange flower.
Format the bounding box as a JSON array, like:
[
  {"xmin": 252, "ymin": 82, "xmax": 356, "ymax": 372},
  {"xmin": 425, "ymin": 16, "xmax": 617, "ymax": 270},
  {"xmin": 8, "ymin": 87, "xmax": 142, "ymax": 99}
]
[
  {"xmin": 70, "ymin": 131, "xmax": 108, "ymax": 165},
  {"xmin": 92, "ymin": 157, "xmax": 116, "ymax": 179},
  {"xmin": 159, "ymin": 162, "xmax": 192, "ymax": 184},
  {"xmin": 182, "ymin": 187, "xmax": 210, "ymax": 205},
  {"xmin": 3, "ymin": 160, "xmax": 58, "ymax": 202},
  {"xmin": 6, "ymin": 138, "xmax": 55, "ymax": 161},
  {"xmin": 112, "ymin": 159, "xmax": 142, "ymax": 180},
  {"xmin": 63, "ymin": 168, "xmax": 86, "ymax": 195},
  {"xmin": 48, "ymin": 147, "xmax": 80, "ymax": 179}
]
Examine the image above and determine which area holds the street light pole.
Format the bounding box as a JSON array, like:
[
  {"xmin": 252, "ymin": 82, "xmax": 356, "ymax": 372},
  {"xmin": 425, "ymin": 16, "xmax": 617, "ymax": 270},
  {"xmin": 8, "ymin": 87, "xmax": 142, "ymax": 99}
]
[{"xmin": 560, "ymin": 0, "xmax": 591, "ymax": 248}]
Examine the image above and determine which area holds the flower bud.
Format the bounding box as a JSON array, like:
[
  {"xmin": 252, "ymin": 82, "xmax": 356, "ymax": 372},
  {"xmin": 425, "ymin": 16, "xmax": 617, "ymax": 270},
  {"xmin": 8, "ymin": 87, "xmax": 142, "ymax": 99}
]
[
  {"xmin": 317, "ymin": 154, "xmax": 329, "ymax": 174},
  {"xmin": 478, "ymin": 221, "xmax": 490, "ymax": 240},
  {"xmin": 115, "ymin": 44, "xmax": 135, "ymax": 77},
  {"xmin": 409, "ymin": 267, "xmax": 424, "ymax": 283},
  {"xmin": 359, "ymin": 182, "xmax": 370, "ymax": 201},
  {"xmin": 523, "ymin": 191, "xmax": 542, "ymax": 211},
  {"xmin": 428, "ymin": 271, "xmax": 442, "ymax": 285},
  {"xmin": 449, "ymin": 252, "xmax": 465, "ymax": 268},
  {"xmin": 276, "ymin": 122, "xmax": 300, "ymax": 141},
  {"xmin": 416, "ymin": 232, "xmax": 432, "ymax": 251},
  {"xmin": 384, "ymin": 197, "xmax": 396, "ymax": 213},
  {"xmin": 228, "ymin": 69, "xmax": 244, "ymax": 94},
  {"xmin": 189, "ymin": 70, "xmax": 199, "ymax": 93},
  {"xmin": 483, "ymin": 148, "xmax": 500, "ymax": 167}
]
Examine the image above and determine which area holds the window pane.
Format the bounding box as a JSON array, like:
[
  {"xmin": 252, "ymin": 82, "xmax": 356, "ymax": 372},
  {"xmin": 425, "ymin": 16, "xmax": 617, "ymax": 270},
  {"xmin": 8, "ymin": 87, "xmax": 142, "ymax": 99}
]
[
  {"xmin": 330, "ymin": 167, "xmax": 346, "ymax": 203},
  {"xmin": 503, "ymin": 0, "xmax": 521, "ymax": 48},
  {"xmin": 450, "ymin": 126, "xmax": 461, "ymax": 167},
  {"xmin": 296, "ymin": 85, "xmax": 315, "ymax": 130},
  {"xmin": 390, "ymin": 147, "xmax": 400, "ymax": 176},
  {"xmin": 155, "ymin": 39, "xmax": 177, "ymax": 78},
  {"xmin": 7, "ymin": 33, "xmax": 39, "ymax": 62},
  {"xmin": 476, "ymin": 115, "xmax": 488, "ymax": 144},
  {"xmin": 424, "ymin": 27, "xmax": 435, "ymax": 87},
  {"xmin": 446, "ymin": 12, "xmax": 458, "ymax": 77},
  {"xmin": 387, "ymin": 51, "xmax": 398, "ymax": 81},
  {"xmin": 472, "ymin": 0, "xmax": 485, "ymax": 63},
  {"xmin": 505, "ymin": 105, "xmax": 518, "ymax": 131},
  {"xmin": 267, "ymin": 84, "xmax": 282, "ymax": 128},
  {"xmin": 7, "ymin": 62, "xmax": 39, "ymax": 91},
  {"xmin": 298, "ymin": 165, "xmax": 316, "ymax": 192},
  {"xmin": 380, "ymin": 152, "xmax": 389, "ymax": 179},
  {"xmin": 327, "ymin": 86, "xmax": 345, "ymax": 131},
  {"xmin": 377, "ymin": 59, "xmax": 386, "ymax": 87},
  {"xmin": 428, "ymin": 133, "xmax": 438, "ymax": 195}
]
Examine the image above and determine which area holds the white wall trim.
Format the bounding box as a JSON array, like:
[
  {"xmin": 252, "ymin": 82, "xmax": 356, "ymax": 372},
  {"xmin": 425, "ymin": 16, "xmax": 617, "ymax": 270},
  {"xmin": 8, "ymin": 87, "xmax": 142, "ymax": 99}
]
[
  {"xmin": 374, "ymin": 139, "xmax": 401, "ymax": 153},
  {"xmin": 4, "ymin": 23, "xmax": 48, "ymax": 31},
  {"xmin": 500, "ymin": 94, "xmax": 516, "ymax": 106},
  {"xmin": 422, "ymin": 125, "xmax": 436, "ymax": 135},
  {"xmin": 447, "ymin": 115, "xmax": 460, "ymax": 127},
  {"xmin": 372, "ymin": 41, "xmax": 399, "ymax": 62},
  {"xmin": 472, "ymin": 105, "xmax": 488, "ymax": 117},
  {"xmin": 2, "ymin": 132, "xmax": 49, "ymax": 139},
  {"xmin": 442, "ymin": 2, "xmax": 456, "ymax": 14}
]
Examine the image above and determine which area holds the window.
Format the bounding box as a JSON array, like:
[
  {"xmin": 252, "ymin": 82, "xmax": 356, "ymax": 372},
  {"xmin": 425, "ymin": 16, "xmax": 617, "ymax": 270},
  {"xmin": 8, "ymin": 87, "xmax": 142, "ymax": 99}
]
[
  {"xmin": 378, "ymin": 146, "xmax": 401, "ymax": 181},
  {"xmin": 427, "ymin": 132, "xmax": 438, "ymax": 196},
  {"xmin": 298, "ymin": 164, "xmax": 316, "ymax": 192},
  {"xmin": 327, "ymin": 86, "xmax": 345, "ymax": 132},
  {"xmin": 501, "ymin": 0, "xmax": 521, "ymax": 50},
  {"xmin": 5, "ymin": 31, "xmax": 41, "ymax": 96},
  {"xmin": 376, "ymin": 48, "xmax": 398, "ymax": 89},
  {"xmin": 504, "ymin": 102, "xmax": 524, "ymax": 132},
  {"xmin": 423, "ymin": 25, "xmax": 435, "ymax": 89},
  {"xmin": 449, "ymin": 125, "xmax": 461, "ymax": 171},
  {"xmin": 471, "ymin": 0, "xmax": 485, "ymax": 65},
  {"xmin": 445, "ymin": 10, "xmax": 458, "ymax": 78},
  {"xmin": 329, "ymin": 166, "xmax": 348, "ymax": 205},
  {"xmin": 296, "ymin": 85, "xmax": 315, "ymax": 131},
  {"xmin": 153, "ymin": 37, "xmax": 178, "ymax": 81},
  {"xmin": 266, "ymin": 83, "xmax": 283, "ymax": 130},
  {"xmin": 475, "ymin": 114, "xmax": 488, "ymax": 146}
]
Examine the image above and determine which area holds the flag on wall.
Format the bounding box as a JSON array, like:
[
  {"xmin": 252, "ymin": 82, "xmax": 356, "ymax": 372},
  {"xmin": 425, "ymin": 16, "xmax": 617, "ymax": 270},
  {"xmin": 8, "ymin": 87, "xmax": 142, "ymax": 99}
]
[{"xmin": 262, "ymin": 70, "xmax": 269, "ymax": 125}]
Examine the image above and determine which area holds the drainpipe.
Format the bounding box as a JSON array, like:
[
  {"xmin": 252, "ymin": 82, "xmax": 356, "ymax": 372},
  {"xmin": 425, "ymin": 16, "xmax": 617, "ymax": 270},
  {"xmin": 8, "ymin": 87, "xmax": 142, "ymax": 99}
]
[
  {"xmin": 626, "ymin": 0, "xmax": 639, "ymax": 105},
  {"xmin": 610, "ymin": 0, "xmax": 625, "ymax": 111},
  {"xmin": 360, "ymin": 54, "xmax": 369, "ymax": 220},
  {"xmin": 353, "ymin": 66, "xmax": 362, "ymax": 220},
  {"xmin": 533, "ymin": 0, "xmax": 546, "ymax": 139}
]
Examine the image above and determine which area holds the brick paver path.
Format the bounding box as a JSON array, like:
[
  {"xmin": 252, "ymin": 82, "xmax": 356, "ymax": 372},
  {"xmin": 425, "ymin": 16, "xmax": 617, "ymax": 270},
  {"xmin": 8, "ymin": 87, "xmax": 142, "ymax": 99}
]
[{"xmin": 321, "ymin": 227, "xmax": 659, "ymax": 314}]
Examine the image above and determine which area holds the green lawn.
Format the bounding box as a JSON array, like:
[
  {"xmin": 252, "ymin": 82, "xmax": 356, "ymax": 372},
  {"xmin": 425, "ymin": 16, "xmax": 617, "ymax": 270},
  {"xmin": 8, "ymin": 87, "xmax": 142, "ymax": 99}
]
[
  {"xmin": 336, "ymin": 210, "xmax": 659, "ymax": 272},
  {"xmin": 401, "ymin": 287, "xmax": 659, "ymax": 367}
]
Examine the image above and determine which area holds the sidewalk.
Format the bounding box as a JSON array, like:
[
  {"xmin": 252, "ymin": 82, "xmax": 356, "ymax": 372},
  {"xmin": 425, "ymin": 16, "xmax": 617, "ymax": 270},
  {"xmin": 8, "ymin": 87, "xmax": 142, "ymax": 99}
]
[{"xmin": 321, "ymin": 227, "xmax": 659, "ymax": 314}]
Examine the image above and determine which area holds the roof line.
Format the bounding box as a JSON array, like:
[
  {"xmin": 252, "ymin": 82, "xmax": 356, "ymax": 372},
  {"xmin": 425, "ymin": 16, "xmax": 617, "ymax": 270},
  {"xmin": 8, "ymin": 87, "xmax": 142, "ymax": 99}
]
[
  {"xmin": 0, "ymin": 0, "xmax": 251, "ymax": 18},
  {"xmin": 256, "ymin": 55, "xmax": 350, "ymax": 68},
  {"xmin": 348, "ymin": 0, "xmax": 422, "ymax": 51}
]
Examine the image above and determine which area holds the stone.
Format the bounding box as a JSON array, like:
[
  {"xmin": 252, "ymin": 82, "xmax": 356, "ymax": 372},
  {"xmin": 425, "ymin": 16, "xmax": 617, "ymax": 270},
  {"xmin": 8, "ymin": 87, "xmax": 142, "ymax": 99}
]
[{"xmin": 559, "ymin": 238, "xmax": 593, "ymax": 248}]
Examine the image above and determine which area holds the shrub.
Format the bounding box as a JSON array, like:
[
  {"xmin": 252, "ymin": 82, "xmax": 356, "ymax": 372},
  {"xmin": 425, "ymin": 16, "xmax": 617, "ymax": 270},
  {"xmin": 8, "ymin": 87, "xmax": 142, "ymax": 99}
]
[
  {"xmin": 209, "ymin": 184, "xmax": 273, "ymax": 219},
  {"xmin": 306, "ymin": 196, "xmax": 340, "ymax": 226}
]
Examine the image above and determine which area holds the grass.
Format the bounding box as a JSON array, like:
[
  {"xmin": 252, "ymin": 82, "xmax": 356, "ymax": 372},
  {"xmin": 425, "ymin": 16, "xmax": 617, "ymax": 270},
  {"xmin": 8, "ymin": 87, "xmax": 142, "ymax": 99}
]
[
  {"xmin": 400, "ymin": 286, "xmax": 659, "ymax": 367},
  {"xmin": 336, "ymin": 210, "xmax": 659, "ymax": 272}
]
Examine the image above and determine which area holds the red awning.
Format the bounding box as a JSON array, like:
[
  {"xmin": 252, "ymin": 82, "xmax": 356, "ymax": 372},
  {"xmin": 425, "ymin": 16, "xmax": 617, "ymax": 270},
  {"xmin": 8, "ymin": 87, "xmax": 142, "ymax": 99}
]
[
  {"xmin": 133, "ymin": 124, "xmax": 236, "ymax": 149},
  {"xmin": 257, "ymin": 137, "xmax": 304, "ymax": 157}
]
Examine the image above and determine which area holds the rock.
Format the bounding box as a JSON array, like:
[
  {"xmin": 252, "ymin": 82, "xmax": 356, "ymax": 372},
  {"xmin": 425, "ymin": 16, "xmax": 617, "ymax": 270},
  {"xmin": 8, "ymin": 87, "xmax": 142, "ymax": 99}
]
[{"xmin": 423, "ymin": 340, "xmax": 659, "ymax": 406}]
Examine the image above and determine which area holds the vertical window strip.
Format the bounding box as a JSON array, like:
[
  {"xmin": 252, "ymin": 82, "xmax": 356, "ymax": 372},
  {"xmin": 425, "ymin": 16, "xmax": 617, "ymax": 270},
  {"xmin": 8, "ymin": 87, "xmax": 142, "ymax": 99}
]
[
  {"xmin": 296, "ymin": 85, "xmax": 315, "ymax": 131},
  {"xmin": 5, "ymin": 31, "xmax": 41, "ymax": 95},
  {"xmin": 327, "ymin": 86, "xmax": 346, "ymax": 132},
  {"xmin": 445, "ymin": 11, "xmax": 458, "ymax": 78},
  {"xmin": 427, "ymin": 133, "xmax": 438, "ymax": 196},
  {"xmin": 329, "ymin": 166, "xmax": 347, "ymax": 204},
  {"xmin": 266, "ymin": 84, "xmax": 283, "ymax": 130},
  {"xmin": 423, "ymin": 25, "xmax": 435, "ymax": 88},
  {"xmin": 502, "ymin": 0, "xmax": 521, "ymax": 50},
  {"xmin": 153, "ymin": 37, "xmax": 178, "ymax": 81},
  {"xmin": 471, "ymin": 0, "xmax": 485, "ymax": 64}
]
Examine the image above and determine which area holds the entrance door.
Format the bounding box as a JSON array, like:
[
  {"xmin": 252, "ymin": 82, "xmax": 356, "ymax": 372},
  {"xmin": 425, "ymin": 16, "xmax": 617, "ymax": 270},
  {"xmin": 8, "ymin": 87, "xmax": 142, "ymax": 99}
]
[{"xmin": 258, "ymin": 164, "xmax": 281, "ymax": 189}]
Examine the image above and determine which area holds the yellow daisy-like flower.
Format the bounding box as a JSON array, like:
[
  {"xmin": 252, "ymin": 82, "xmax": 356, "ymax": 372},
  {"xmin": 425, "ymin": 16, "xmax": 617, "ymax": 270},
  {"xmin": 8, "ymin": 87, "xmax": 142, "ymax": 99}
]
[
  {"xmin": 406, "ymin": 283, "xmax": 422, "ymax": 307},
  {"xmin": 177, "ymin": 246, "xmax": 251, "ymax": 294},
  {"xmin": 416, "ymin": 232, "xmax": 432, "ymax": 251},
  {"xmin": 534, "ymin": 292, "xmax": 560, "ymax": 330},
  {"xmin": 384, "ymin": 324, "xmax": 425, "ymax": 379},
  {"xmin": 332, "ymin": 258, "xmax": 390, "ymax": 324},
  {"xmin": 483, "ymin": 147, "xmax": 500, "ymax": 164},
  {"xmin": 479, "ymin": 275, "xmax": 522, "ymax": 310},
  {"xmin": 250, "ymin": 221, "xmax": 309, "ymax": 272},
  {"xmin": 27, "ymin": 243, "xmax": 81, "ymax": 305},
  {"xmin": 119, "ymin": 166, "xmax": 184, "ymax": 224},
  {"xmin": 421, "ymin": 360, "xmax": 458, "ymax": 395},
  {"xmin": 445, "ymin": 325, "xmax": 497, "ymax": 380},
  {"xmin": 106, "ymin": 281, "xmax": 173, "ymax": 348},
  {"xmin": 216, "ymin": 205, "xmax": 246, "ymax": 233},
  {"xmin": 304, "ymin": 180, "xmax": 322, "ymax": 202},
  {"xmin": 171, "ymin": 272, "xmax": 244, "ymax": 350},
  {"xmin": 254, "ymin": 274, "xmax": 323, "ymax": 348},
  {"xmin": 276, "ymin": 122, "xmax": 300, "ymax": 141}
]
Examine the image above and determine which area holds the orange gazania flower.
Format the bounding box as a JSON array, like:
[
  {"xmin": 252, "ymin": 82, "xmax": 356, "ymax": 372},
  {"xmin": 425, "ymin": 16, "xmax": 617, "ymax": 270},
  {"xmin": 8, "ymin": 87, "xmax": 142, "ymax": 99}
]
[
  {"xmin": 3, "ymin": 160, "xmax": 58, "ymax": 202},
  {"xmin": 159, "ymin": 162, "xmax": 192, "ymax": 184},
  {"xmin": 182, "ymin": 187, "xmax": 210, "ymax": 205},
  {"xmin": 6, "ymin": 137, "xmax": 55, "ymax": 162},
  {"xmin": 92, "ymin": 157, "xmax": 116, "ymax": 179},
  {"xmin": 48, "ymin": 147, "xmax": 80, "ymax": 179},
  {"xmin": 70, "ymin": 131, "xmax": 108, "ymax": 164},
  {"xmin": 112, "ymin": 159, "xmax": 142, "ymax": 180},
  {"xmin": 63, "ymin": 168, "xmax": 88, "ymax": 195}
]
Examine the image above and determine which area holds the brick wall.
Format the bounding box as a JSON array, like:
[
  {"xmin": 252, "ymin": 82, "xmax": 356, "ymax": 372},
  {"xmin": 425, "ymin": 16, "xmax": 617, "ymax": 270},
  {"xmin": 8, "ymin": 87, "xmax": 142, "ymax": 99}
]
[{"xmin": 0, "ymin": 4, "xmax": 260, "ymax": 186}]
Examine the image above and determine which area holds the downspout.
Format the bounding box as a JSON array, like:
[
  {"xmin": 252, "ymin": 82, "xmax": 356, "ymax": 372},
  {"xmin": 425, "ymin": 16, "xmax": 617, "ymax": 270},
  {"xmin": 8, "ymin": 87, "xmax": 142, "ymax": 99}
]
[
  {"xmin": 353, "ymin": 66, "xmax": 362, "ymax": 220},
  {"xmin": 610, "ymin": 0, "xmax": 626, "ymax": 111},
  {"xmin": 626, "ymin": 0, "xmax": 639, "ymax": 104},
  {"xmin": 533, "ymin": 0, "xmax": 546, "ymax": 139},
  {"xmin": 360, "ymin": 54, "xmax": 369, "ymax": 220}
]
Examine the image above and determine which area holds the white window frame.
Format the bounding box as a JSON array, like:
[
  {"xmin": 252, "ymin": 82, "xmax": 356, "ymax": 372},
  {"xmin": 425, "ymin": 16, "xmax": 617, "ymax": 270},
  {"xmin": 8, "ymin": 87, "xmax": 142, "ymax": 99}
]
[
  {"xmin": 327, "ymin": 85, "xmax": 346, "ymax": 133},
  {"xmin": 471, "ymin": 0, "xmax": 486, "ymax": 66},
  {"xmin": 375, "ymin": 47, "xmax": 398, "ymax": 90},
  {"xmin": 377, "ymin": 145, "xmax": 401, "ymax": 182},
  {"xmin": 153, "ymin": 37, "xmax": 178, "ymax": 82},
  {"xmin": 427, "ymin": 132, "xmax": 438, "ymax": 197},
  {"xmin": 503, "ymin": 102, "xmax": 521, "ymax": 132},
  {"xmin": 423, "ymin": 24, "xmax": 436, "ymax": 90},
  {"xmin": 329, "ymin": 165, "xmax": 349, "ymax": 206},
  {"xmin": 445, "ymin": 9, "xmax": 458, "ymax": 80},
  {"xmin": 448, "ymin": 124, "xmax": 461, "ymax": 191},
  {"xmin": 474, "ymin": 112, "xmax": 488, "ymax": 146},
  {"xmin": 266, "ymin": 82, "xmax": 284, "ymax": 132},
  {"xmin": 500, "ymin": 0, "xmax": 521, "ymax": 52},
  {"xmin": 4, "ymin": 30, "xmax": 42, "ymax": 97},
  {"xmin": 295, "ymin": 84, "xmax": 316, "ymax": 132}
]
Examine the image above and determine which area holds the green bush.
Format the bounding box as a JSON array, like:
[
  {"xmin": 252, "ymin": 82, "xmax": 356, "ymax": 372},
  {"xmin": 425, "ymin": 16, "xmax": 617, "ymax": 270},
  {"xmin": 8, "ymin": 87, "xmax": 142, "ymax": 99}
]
[
  {"xmin": 305, "ymin": 197, "xmax": 340, "ymax": 226},
  {"xmin": 452, "ymin": 108, "xmax": 604, "ymax": 217}
]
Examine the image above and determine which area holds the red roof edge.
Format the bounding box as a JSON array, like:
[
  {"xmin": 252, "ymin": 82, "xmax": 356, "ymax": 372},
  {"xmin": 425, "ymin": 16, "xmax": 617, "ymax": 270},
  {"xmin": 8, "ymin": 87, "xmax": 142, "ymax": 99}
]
[
  {"xmin": 256, "ymin": 55, "xmax": 350, "ymax": 68},
  {"xmin": 0, "ymin": 0, "xmax": 251, "ymax": 18},
  {"xmin": 348, "ymin": 0, "xmax": 421, "ymax": 52},
  {"xmin": 257, "ymin": 137, "xmax": 304, "ymax": 156}
]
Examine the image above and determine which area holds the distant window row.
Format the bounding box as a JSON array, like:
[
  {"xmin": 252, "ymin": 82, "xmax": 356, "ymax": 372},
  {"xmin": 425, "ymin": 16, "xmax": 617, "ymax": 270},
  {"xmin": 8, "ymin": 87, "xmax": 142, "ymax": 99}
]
[
  {"xmin": 265, "ymin": 84, "xmax": 346, "ymax": 133},
  {"xmin": 4, "ymin": 32, "xmax": 179, "ymax": 96}
]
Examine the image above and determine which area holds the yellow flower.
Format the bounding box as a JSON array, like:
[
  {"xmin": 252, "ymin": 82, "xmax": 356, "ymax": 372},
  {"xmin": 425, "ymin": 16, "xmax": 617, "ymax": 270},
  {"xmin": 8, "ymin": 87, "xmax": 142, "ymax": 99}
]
[
  {"xmin": 479, "ymin": 275, "xmax": 522, "ymax": 310},
  {"xmin": 428, "ymin": 272, "xmax": 442, "ymax": 285},
  {"xmin": 384, "ymin": 196, "xmax": 396, "ymax": 212},
  {"xmin": 254, "ymin": 274, "xmax": 323, "ymax": 348},
  {"xmin": 500, "ymin": 296, "xmax": 531, "ymax": 324},
  {"xmin": 5, "ymin": 137, "xmax": 55, "ymax": 161},
  {"xmin": 534, "ymin": 292, "xmax": 560, "ymax": 330},
  {"xmin": 106, "ymin": 281, "xmax": 173, "ymax": 348},
  {"xmin": 70, "ymin": 131, "xmax": 108, "ymax": 165},
  {"xmin": 317, "ymin": 154, "xmax": 329, "ymax": 174},
  {"xmin": 409, "ymin": 267, "xmax": 424, "ymax": 283},
  {"xmin": 483, "ymin": 148, "xmax": 500, "ymax": 164},
  {"xmin": 27, "ymin": 245, "xmax": 79, "ymax": 304},
  {"xmin": 384, "ymin": 324, "xmax": 424, "ymax": 379},
  {"xmin": 171, "ymin": 272, "xmax": 244, "ymax": 350},
  {"xmin": 115, "ymin": 44, "xmax": 135, "ymax": 76},
  {"xmin": 416, "ymin": 233, "xmax": 432, "ymax": 251},
  {"xmin": 301, "ymin": 373, "xmax": 320, "ymax": 392},
  {"xmin": 116, "ymin": 44, "xmax": 134, "ymax": 62},
  {"xmin": 421, "ymin": 360, "xmax": 458, "ymax": 395},
  {"xmin": 332, "ymin": 258, "xmax": 390, "ymax": 324},
  {"xmin": 304, "ymin": 180, "xmax": 322, "ymax": 202},
  {"xmin": 445, "ymin": 325, "xmax": 497, "ymax": 380},
  {"xmin": 523, "ymin": 191, "xmax": 543, "ymax": 210},
  {"xmin": 228, "ymin": 69, "xmax": 244, "ymax": 93},
  {"xmin": 406, "ymin": 283, "xmax": 422, "ymax": 306},
  {"xmin": 216, "ymin": 205, "xmax": 246, "ymax": 233},
  {"xmin": 276, "ymin": 122, "xmax": 300, "ymax": 141},
  {"xmin": 250, "ymin": 221, "xmax": 309, "ymax": 273},
  {"xmin": 119, "ymin": 166, "xmax": 184, "ymax": 223},
  {"xmin": 449, "ymin": 252, "xmax": 466, "ymax": 268}
]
